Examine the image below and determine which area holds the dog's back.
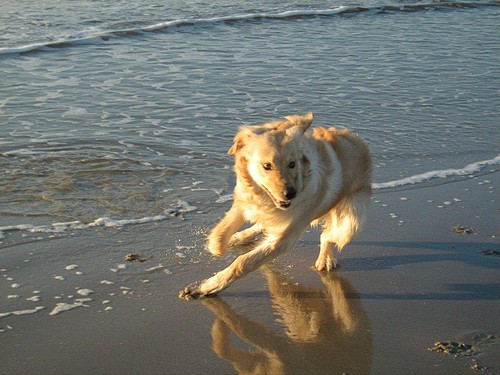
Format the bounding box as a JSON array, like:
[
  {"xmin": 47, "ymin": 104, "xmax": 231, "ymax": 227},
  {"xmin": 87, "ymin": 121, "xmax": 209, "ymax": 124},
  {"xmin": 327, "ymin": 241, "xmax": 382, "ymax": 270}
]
[{"xmin": 311, "ymin": 126, "xmax": 371, "ymax": 196}]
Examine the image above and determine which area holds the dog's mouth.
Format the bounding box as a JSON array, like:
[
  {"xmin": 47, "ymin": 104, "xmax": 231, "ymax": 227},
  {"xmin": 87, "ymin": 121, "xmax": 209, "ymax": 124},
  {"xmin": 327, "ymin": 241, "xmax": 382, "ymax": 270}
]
[{"xmin": 262, "ymin": 186, "xmax": 292, "ymax": 209}]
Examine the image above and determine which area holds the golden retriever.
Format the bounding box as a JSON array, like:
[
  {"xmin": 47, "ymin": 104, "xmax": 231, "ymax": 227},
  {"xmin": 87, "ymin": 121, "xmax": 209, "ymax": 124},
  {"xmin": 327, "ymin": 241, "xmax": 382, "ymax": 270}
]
[{"xmin": 179, "ymin": 112, "xmax": 371, "ymax": 299}]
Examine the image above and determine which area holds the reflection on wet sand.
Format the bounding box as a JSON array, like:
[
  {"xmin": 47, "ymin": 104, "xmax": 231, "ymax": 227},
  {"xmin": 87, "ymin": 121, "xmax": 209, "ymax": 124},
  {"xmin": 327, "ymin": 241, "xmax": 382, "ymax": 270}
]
[{"xmin": 202, "ymin": 266, "xmax": 372, "ymax": 375}]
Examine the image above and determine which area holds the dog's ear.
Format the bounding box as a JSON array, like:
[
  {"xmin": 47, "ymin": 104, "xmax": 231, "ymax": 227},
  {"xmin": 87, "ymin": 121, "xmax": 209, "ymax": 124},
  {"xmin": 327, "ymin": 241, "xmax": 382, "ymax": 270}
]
[
  {"xmin": 284, "ymin": 112, "xmax": 314, "ymax": 134},
  {"xmin": 228, "ymin": 127, "xmax": 253, "ymax": 155},
  {"xmin": 227, "ymin": 133, "xmax": 243, "ymax": 155}
]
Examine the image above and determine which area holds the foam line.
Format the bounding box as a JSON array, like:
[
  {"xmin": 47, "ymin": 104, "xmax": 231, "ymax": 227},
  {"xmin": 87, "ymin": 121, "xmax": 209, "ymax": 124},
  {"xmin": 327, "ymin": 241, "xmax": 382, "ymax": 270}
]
[
  {"xmin": 1, "ymin": 2, "xmax": 498, "ymax": 55},
  {"xmin": 0, "ymin": 156, "xmax": 497, "ymax": 239},
  {"xmin": 373, "ymin": 154, "xmax": 500, "ymax": 189},
  {"xmin": 0, "ymin": 215, "xmax": 169, "ymax": 235}
]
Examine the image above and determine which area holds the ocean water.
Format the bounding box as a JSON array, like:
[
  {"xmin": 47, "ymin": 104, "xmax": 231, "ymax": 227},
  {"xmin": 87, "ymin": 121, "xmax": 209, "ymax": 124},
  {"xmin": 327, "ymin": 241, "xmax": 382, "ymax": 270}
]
[{"xmin": 0, "ymin": 0, "xmax": 499, "ymax": 242}]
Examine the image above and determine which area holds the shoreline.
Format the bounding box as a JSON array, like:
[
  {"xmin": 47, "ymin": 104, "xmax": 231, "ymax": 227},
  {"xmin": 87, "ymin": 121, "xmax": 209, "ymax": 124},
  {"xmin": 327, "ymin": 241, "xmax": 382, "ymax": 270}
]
[{"xmin": 1, "ymin": 173, "xmax": 499, "ymax": 374}]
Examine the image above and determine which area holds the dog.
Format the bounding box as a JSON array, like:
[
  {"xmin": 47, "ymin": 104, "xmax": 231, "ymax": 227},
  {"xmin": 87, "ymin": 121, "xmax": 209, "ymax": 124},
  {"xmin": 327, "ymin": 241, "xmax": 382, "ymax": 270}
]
[{"xmin": 179, "ymin": 112, "xmax": 371, "ymax": 299}]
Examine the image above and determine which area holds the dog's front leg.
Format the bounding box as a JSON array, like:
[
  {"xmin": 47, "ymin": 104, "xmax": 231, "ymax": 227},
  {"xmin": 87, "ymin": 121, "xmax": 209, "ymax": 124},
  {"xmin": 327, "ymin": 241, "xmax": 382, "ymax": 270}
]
[
  {"xmin": 228, "ymin": 224, "xmax": 263, "ymax": 248},
  {"xmin": 207, "ymin": 205, "xmax": 245, "ymax": 256},
  {"xmin": 180, "ymin": 234, "xmax": 297, "ymax": 299}
]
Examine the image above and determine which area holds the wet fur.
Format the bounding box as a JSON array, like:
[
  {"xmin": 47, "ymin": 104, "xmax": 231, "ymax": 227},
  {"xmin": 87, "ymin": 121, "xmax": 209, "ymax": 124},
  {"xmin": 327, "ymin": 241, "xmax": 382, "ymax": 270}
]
[{"xmin": 180, "ymin": 113, "xmax": 372, "ymax": 299}]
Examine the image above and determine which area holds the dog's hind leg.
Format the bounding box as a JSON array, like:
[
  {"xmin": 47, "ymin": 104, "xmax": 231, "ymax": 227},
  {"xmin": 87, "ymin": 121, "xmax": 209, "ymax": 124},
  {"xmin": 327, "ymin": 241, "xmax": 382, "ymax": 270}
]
[
  {"xmin": 207, "ymin": 205, "xmax": 245, "ymax": 256},
  {"xmin": 315, "ymin": 190, "xmax": 370, "ymax": 271},
  {"xmin": 316, "ymin": 229, "xmax": 338, "ymax": 271}
]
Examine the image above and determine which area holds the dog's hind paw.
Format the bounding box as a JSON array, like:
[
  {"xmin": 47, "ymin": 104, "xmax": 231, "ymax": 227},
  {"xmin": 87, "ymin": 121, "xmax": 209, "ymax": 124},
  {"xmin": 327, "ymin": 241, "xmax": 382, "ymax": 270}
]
[{"xmin": 315, "ymin": 255, "xmax": 338, "ymax": 272}]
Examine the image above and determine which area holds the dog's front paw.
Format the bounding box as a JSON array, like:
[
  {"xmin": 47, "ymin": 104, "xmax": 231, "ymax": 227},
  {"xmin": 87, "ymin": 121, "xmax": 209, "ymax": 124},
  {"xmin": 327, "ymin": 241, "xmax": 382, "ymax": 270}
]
[
  {"xmin": 207, "ymin": 238, "xmax": 225, "ymax": 257},
  {"xmin": 178, "ymin": 282, "xmax": 218, "ymax": 300},
  {"xmin": 315, "ymin": 255, "xmax": 338, "ymax": 272},
  {"xmin": 179, "ymin": 286, "xmax": 202, "ymax": 300}
]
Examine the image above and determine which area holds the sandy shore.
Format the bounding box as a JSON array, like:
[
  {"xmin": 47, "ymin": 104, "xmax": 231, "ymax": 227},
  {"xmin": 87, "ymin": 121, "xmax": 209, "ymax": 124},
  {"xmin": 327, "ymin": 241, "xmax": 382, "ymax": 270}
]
[{"xmin": 1, "ymin": 173, "xmax": 499, "ymax": 374}]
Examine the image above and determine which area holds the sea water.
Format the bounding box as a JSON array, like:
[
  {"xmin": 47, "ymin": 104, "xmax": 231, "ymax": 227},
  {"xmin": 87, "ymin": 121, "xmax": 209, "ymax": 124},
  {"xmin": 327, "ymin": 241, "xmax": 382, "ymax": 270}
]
[{"xmin": 0, "ymin": 0, "xmax": 499, "ymax": 241}]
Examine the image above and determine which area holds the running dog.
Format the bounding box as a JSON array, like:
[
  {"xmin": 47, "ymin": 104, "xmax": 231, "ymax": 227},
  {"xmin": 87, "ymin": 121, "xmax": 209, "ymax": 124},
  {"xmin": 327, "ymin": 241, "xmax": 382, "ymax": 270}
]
[{"xmin": 179, "ymin": 112, "xmax": 371, "ymax": 299}]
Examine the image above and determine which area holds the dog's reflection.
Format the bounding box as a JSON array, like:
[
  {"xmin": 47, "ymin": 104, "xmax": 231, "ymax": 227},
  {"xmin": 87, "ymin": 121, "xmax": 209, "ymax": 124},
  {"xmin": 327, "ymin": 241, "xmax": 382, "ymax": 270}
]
[{"xmin": 202, "ymin": 266, "xmax": 372, "ymax": 375}]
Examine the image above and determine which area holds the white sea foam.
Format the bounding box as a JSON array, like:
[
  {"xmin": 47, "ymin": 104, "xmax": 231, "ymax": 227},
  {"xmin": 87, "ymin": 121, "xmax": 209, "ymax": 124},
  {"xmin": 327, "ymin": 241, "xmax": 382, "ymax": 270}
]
[
  {"xmin": 0, "ymin": 7, "xmax": 347, "ymax": 55},
  {"xmin": 174, "ymin": 200, "xmax": 197, "ymax": 213},
  {"xmin": 49, "ymin": 301, "xmax": 88, "ymax": 316},
  {"xmin": 142, "ymin": 7, "xmax": 349, "ymax": 32},
  {"xmin": 89, "ymin": 215, "xmax": 168, "ymax": 227},
  {"xmin": 0, "ymin": 214, "xmax": 169, "ymax": 236},
  {"xmin": 144, "ymin": 264, "xmax": 165, "ymax": 273},
  {"xmin": 0, "ymin": 306, "xmax": 46, "ymax": 319},
  {"xmin": 76, "ymin": 289, "xmax": 95, "ymax": 297},
  {"xmin": 372, "ymin": 154, "xmax": 500, "ymax": 189},
  {"xmin": 5, "ymin": 3, "xmax": 492, "ymax": 56},
  {"xmin": 0, "ymin": 156, "xmax": 497, "ymax": 240},
  {"xmin": 215, "ymin": 194, "xmax": 234, "ymax": 203}
]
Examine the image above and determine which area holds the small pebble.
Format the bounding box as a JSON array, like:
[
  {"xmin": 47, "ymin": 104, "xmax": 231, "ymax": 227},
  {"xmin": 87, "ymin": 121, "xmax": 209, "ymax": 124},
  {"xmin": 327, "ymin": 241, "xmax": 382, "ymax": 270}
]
[{"xmin": 452, "ymin": 226, "xmax": 474, "ymax": 235}]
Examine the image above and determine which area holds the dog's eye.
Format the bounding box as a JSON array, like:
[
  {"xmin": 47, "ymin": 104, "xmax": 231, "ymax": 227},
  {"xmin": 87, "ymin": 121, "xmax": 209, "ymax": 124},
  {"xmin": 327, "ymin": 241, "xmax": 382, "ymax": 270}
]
[
  {"xmin": 262, "ymin": 163, "xmax": 272, "ymax": 171},
  {"xmin": 288, "ymin": 161, "xmax": 296, "ymax": 169}
]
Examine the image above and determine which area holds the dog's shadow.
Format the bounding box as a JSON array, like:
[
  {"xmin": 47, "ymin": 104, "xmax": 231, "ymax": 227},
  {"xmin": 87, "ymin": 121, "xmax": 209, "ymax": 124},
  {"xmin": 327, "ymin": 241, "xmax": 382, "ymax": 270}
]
[
  {"xmin": 349, "ymin": 241, "xmax": 499, "ymax": 270},
  {"xmin": 202, "ymin": 266, "xmax": 372, "ymax": 375}
]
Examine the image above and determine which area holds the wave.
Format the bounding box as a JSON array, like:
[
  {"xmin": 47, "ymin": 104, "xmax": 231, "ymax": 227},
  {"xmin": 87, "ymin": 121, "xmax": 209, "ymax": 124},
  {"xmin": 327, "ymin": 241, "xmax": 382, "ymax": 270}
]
[
  {"xmin": 0, "ymin": 215, "xmax": 169, "ymax": 236},
  {"xmin": 372, "ymin": 154, "xmax": 500, "ymax": 189},
  {"xmin": 0, "ymin": 155, "xmax": 498, "ymax": 239},
  {"xmin": 0, "ymin": 200, "xmax": 197, "ymax": 238},
  {"xmin": 1, "ymin": 1, "xmax": 498, "ymax": 56}
]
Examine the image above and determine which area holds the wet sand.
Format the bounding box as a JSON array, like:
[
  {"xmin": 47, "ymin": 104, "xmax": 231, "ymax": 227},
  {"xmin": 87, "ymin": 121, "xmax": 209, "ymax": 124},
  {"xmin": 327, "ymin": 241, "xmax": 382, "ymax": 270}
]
[{"xmin": 1, "ymin": 174, "xmax": 499, "ymax": 374}]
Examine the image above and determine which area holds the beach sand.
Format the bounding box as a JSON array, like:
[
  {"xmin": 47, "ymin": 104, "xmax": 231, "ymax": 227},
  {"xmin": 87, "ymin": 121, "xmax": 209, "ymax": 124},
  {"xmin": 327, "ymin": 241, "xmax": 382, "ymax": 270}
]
[{"xmin": 1, "ymin": 174, "xmax": 499, "ymax": 374}]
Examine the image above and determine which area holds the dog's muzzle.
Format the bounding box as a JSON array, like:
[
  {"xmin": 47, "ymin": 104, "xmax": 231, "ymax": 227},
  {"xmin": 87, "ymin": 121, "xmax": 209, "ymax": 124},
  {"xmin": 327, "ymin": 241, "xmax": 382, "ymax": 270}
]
[
  {"xmin": 264, "ymin": 186, "xmax": 296, "ymax": 209},
  {"xmin": 278, "ymin": 200, "xmax": 291, "ymax": 208}
]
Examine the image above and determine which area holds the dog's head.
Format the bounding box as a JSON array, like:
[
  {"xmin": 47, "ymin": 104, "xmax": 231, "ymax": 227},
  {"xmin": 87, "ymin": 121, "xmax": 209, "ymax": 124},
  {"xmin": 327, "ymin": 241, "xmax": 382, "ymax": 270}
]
[{"xmin": 228, "ymin": 113, "xmax": 313, "ymax": 210}]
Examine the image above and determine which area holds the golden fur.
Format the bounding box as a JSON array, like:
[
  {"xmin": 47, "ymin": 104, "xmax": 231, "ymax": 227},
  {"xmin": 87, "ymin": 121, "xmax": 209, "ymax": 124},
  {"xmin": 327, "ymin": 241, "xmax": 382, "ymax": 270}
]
[
  {"xmin": 202, "ymin": 266, "xmax": 372, "ymax": 374},
  {"xmin": 180, "ymin": 113, "xmax": 372, "ymax": 299}
]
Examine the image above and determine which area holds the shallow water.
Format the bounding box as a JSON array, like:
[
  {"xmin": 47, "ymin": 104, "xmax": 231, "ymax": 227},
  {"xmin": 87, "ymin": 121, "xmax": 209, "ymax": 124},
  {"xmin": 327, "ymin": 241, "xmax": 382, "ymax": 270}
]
[{"xmin": 1, "ymin": 1, "xmax": 499, "ymax": 240}]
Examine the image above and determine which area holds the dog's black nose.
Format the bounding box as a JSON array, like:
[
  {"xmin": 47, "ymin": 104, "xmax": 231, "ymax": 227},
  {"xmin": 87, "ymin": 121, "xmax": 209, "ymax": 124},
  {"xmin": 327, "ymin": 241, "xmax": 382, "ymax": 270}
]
[{"xmin": 283, "ymin": 187, "xmax": 296, "ymax": 200}]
